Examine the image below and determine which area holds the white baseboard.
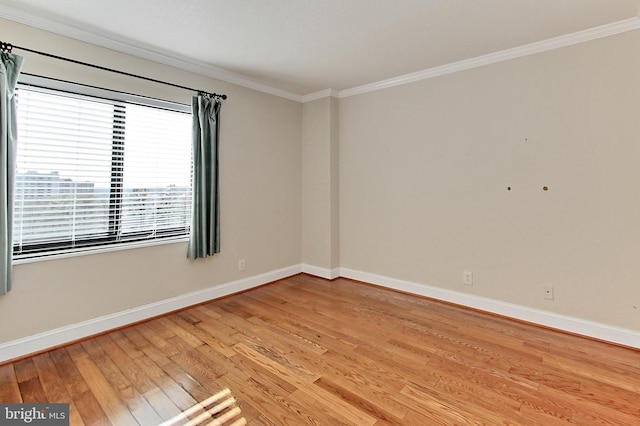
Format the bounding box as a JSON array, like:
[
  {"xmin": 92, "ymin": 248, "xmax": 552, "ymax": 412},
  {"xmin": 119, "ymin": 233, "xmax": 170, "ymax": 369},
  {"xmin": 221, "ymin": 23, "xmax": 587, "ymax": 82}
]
[
  {"xmin": 0, "ymin": 265, "xmax": 303, "ymax": 363},
  {"xmin": 339, "ymin": 267, "xmax": 640, "ymax": 349},
  {"xmin": 3, "ymin": 264, "xmax": 638, "ymax": 362},
  {"xmin": 301, "ymin": 264, "xmax": 341, "ymax": 280}
]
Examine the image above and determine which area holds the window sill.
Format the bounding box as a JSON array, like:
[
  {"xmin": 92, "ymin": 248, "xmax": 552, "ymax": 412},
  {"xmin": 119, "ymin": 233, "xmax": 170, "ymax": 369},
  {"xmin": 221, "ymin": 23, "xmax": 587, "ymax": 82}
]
[{"xmin": 13, "ymin": 236, "xmax": 190, "ymax": 265}]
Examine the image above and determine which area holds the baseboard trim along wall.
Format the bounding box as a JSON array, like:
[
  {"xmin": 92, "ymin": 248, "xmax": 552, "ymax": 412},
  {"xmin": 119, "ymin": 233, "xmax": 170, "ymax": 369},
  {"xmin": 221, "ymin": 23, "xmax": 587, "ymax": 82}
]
[
  {"xmin": 2, "ymin": 264, "xmax": 638, "ymax": 363},
  {"xmin": 0, "ymin": 265, "xmax": 303, "ymax": 363},
  {"xmin": 338, "ymin": 267, "xmax": 640, "ymax": 349},
  {"xmin": 301, "ymin": 264, "xmax": 341, "ymax": 280}
]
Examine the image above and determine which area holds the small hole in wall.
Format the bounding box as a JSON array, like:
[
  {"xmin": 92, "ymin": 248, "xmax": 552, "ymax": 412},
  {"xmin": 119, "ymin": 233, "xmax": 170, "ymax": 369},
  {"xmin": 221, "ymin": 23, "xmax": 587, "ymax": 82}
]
[
  {"xmin": 543, "ymin": 186, "xmax": 548, "ymax": 191},
  {"xmin": 507, "ymin": 186, "xmax": 511, "ymax": 191}
]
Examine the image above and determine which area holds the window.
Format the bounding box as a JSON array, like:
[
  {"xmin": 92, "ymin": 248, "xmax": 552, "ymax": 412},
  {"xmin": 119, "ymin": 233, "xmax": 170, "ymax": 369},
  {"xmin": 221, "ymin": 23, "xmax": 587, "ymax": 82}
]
[{"xmin": 13, "ymin": 78, "xmax": 192, "ymax": 258}]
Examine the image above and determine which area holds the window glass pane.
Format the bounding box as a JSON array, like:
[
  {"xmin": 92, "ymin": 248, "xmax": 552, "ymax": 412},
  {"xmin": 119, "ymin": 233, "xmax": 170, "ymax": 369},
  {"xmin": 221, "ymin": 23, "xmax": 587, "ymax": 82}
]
[
  {"xmin": 121, "ymin": 105, "xmax": 192, "ymax": 235},
  {"xmin": 14, "ymin": 90, "xmax": 113, "ymax": 247}
]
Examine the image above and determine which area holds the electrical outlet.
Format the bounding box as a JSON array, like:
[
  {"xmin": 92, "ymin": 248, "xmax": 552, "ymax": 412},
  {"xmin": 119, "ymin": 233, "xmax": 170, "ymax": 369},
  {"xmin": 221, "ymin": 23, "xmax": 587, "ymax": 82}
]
[
  {"xmin": 463, "ymin": 271, "xmax": 473, "ymax": 286},
  {"xmin": 544, "ymin": 285, "xmax": 554, "ymax": 300},
  {"xmin": 238, "ymin": 259, "xmax": 246, "ymax": 271}
]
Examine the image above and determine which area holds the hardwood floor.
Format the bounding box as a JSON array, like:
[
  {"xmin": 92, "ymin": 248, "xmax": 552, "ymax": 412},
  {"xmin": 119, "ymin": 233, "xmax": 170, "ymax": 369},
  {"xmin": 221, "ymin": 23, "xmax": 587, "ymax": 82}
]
[{"xmin": 1, "ymin": 274, "xmax": 639, "ymax": 425}]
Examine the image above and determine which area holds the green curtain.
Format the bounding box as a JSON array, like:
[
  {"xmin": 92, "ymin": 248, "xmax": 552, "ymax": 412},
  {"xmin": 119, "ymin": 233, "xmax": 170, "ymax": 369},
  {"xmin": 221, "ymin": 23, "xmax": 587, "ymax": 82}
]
[
  {"xmin": 1, "ymin": 52, "xmax": 24, "ymax": 295},
  {"xmin": 188, "ymin": 95, "xmax": 221, "ymax": 259}
]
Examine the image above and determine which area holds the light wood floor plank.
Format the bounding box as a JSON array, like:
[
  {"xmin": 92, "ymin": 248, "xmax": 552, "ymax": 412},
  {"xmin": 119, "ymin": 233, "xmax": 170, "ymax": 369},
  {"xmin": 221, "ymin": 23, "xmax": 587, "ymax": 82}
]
[
  {"xmin": 72, "ymin": 352, "xmax": 139, "ymax": 426},
  {"xmin": 13, "ymin": 358, "xmax": 38, "ymax": 384},
  {"xmin": 72, "ymin": 390, "xmax": 112, "ymax": 426},
  {"xmin": 18, "ymin": 377, "xmax": 47, "ymax": 403},
  {"xmin": 0, "ymin": 363, "xmax": 22, "ymax": 403},
  {"xmin": 1, "ymin": 274, "xmax": 639, "ymax": 425}
]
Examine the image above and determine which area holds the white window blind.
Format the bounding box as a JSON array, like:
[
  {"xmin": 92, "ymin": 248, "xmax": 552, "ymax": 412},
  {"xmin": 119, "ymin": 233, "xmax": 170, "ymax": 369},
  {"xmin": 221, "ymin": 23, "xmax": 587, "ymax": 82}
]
[{"xmin": 13, "ymin": 83, "xmax": 192, "ymax": 257}]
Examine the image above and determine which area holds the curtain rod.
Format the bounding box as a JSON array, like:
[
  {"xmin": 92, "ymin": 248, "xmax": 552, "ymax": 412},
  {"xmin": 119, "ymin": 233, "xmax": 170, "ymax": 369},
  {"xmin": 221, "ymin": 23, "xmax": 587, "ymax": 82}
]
[{"xmin": 0, "ymin": 40, "xmax": 227, "ymax": 100}]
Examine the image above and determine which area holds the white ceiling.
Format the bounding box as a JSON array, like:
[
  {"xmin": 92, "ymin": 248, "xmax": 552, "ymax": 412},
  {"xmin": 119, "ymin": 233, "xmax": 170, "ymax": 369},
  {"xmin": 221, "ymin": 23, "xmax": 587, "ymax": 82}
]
[{"xmin": 1, "ymin": 0, "xmax": 640, "ymax": 100}]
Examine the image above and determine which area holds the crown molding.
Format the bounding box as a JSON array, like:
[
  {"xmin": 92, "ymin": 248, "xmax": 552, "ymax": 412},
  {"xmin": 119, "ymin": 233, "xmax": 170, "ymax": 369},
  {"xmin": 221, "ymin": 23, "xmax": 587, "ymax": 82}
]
[
  {"xmin": 0, "ymin": 5, "xmax": 304, "ymax": 102},
  {"xmin": 302, "ymin": 88, "xmax": 339, "ymax": 103},
  {"xmin": 338, "ymin": 17, "xmax": 640, "ymax": 98},
  {"xmin": 3, "ymin": 5, "xmax": 639, "ymax": 103}
]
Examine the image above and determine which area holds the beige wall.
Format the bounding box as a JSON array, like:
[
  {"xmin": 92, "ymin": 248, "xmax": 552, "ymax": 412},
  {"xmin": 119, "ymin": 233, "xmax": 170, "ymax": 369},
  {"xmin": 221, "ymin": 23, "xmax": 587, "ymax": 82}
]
[
  {"xmin": 4, "ymin": 17, "xmax": 640, "ymax": 346},
  {"xmin": 339, "ymin": 30, "xmax": 640, "ymax": 331},
  {"xmin": 301, "ymin": 97, "xmax": 339, "ymax": 270},
  {"xmin": 0, "ymin": 18, "xmax": 302, "ymax": 344}
]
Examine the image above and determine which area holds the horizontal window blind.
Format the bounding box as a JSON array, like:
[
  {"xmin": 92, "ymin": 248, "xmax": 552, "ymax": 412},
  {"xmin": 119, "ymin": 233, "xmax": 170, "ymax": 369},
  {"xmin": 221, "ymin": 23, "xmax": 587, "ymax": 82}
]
[{"xmin": 13, "ymin": 84, "xmax": 192, "ymax": 256}]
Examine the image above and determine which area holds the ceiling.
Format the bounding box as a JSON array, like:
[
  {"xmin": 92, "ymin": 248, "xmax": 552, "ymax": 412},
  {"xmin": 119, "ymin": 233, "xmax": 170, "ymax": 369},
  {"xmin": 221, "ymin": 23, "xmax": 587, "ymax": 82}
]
[{"xmin": 1, "ymin": 0, "xmax": 640, "ymax": 100}]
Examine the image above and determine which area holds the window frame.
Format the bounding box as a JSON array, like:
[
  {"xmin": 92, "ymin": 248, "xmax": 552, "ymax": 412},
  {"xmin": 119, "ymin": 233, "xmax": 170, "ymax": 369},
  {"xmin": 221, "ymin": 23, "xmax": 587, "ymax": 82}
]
[{"xmin": 13, "ymin": 75, "xmax": 193, "ymax": 261}]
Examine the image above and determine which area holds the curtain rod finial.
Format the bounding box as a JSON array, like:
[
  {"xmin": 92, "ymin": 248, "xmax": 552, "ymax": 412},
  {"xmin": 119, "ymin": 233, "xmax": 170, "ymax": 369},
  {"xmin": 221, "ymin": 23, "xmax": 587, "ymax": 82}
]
[
  {"xmin": 198, "ymin": 90, "xmax": 227, "ymax": 100},
  {"xmin": 0, "ymin": 41, "xmax": 13, "ymax": 53}
]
